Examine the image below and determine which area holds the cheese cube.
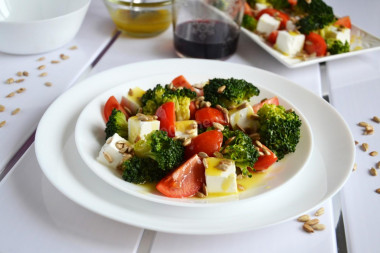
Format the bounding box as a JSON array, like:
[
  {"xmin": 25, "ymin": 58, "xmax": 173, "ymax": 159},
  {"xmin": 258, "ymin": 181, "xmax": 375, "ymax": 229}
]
[
  {"xmin": 326, "ymin": 26, "xmax": 350, "ymax": 44},
  {"xmin": 97, "ymin": 133, "xmax": 130, "ymax": 169},
  {"xmin": 128, "ymin": 116, "xmax": 160, "ymax": 143},
  {"xmin": 275, "ymin": 31, "xmax": 305, "ymax": 56},
  {"xmin": 229, "ymin": 104, "xmax": 258, "ymax": 132},
  {"xmin": 120, "ymin": 87, "xmax": 146, "ymax": 115},
  {"xmin": 175, "ymin": 120, "xmax": 198, "ymax": 139},
  {"xmin": 256, "ymin": 14, "xmax": 280, "ymax": 36},
  {"xmin": 255, "ymin": 3, "xmax": 269, "ymax": 11},
  {"xmin": 205, "ymin": 157, "xmax": 238, "ymax": 194}
]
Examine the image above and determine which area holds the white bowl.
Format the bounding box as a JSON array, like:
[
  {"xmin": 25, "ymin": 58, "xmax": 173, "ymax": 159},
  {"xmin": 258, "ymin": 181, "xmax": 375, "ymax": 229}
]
[{"xmin": 0, "ymin": 0, "xmax": 90, "ymax": 55}]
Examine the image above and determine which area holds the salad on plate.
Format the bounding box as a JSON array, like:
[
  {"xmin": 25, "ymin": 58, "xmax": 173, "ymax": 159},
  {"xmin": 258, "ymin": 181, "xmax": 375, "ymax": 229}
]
[
  {"xmin": 242, "ymin": 0, "xmax": 354, "ymax": 60},
  {"xmin": 96, "ymin": 75, "xmax": 302, "ymax": 199}
]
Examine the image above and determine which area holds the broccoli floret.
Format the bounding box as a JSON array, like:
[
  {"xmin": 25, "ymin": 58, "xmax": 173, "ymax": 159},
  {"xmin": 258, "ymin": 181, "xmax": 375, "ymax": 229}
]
[
  {"xmin": 296, "ymin": 0, "xmax": 335, "ymax": 34},
  {"xmin": 221, "ymin": 128, "xmax": 259, "ymax": 177},
  {"xmin": 134, "ymin": 130, "xmax": 185, "ymax": 171},
  {"xmin": 141, "ymin": 84, "xmax": 196, "ymax": 121},
  {"xmin": 105, "ymin": 109, "xmax": 128, "ymax": 140},
  {"xmin": 203, "ymin": 78, "xmax": 260, "ymax": 108},
  {"xmin": 267, "ymin": 0, "xmax": 291, "ymax": 10},
  {"xmin": 326, "ymin": 39, "xmax": 350, "ymax": 55},
  {"xmin": 242, "ymin": 15, "xmax": 258, "ymax": 32},
  {"xmin": 257, "ymin": 104, "xmax": 301, "ymax": 160},
  {"xmin": 121, "ymin": 156, "xmax": 167, "ymax": 184}
]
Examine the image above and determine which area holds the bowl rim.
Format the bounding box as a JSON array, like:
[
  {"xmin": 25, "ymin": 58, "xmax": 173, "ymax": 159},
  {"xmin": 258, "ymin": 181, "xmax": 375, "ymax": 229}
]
[{"xmin": 0, "ymin": 0, "xmax": 91, "ymax": 24}]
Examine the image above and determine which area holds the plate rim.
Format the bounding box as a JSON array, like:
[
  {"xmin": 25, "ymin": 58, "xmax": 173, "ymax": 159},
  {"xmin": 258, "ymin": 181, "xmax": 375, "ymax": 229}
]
[{"xmin": 35, "ymin": 59, "xmax": 355, "ymax": 234}]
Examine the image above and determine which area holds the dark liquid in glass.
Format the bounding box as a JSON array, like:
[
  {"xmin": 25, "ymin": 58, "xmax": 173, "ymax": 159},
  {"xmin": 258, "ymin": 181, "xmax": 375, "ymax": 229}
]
[{"xmin": 174, "ymin": 20, "xmax": 240, "ymax": 59}]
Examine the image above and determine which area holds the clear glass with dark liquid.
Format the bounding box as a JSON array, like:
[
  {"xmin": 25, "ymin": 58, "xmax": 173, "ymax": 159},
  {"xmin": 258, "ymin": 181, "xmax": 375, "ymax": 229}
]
[
  {"xmin": 172, "ymin": 0, "xmax": 245, "ymax": 60},
  {"xmin": 174, "ymin": 20, "xmax": 240, "ymax": 59}
]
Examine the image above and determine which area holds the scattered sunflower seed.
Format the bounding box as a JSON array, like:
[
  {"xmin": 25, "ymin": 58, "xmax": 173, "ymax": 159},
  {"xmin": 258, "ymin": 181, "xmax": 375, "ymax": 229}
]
[
  {"xmin": 45, "ymin": 82, "xmax": 53, "ymax": 87},
  {"xmin": 305, "ymin": 219, "xmax": 319, "ymax": 226},
  {"xmin": 358, "ymin": 122, "xmax": 369, "ymax": 127},
  {"xmin": 5, "ymin": 78, "xmax": 14, "ymax": 84},
  {"xmin": 364, "ymin": 129, "xmax": 374, "ymax": 135},
  {"xmin": 15, "ymin": 79, "xmax": 24, "ymax": 83},
  {"xmin": 202, "ymin": 159, "xmax": 208, "ymax": 169},
  {"xmin": 217, "ymin": 85, "xmax": 226, "ymax": 93},
  {"xmin": 355, "ymin": 140, "xmax": 359, "ymax": 145},
  {"xmin": 0, "ymin": 120, "xmax": 5, "ymax": 128},
  {"xmin": 17, "ymin": 71, "xmax": 23, "ymax": 76},
  {"xmin": 370, "ymin": 151, "xmax": 378, "ymax": 157},
  {"xmin": 69, "ymin": 45, "xmax": 78, "ymax": 50},
  {"xmin": 237, "ymin": 184, "xmax": 245, "ymax": 191},
  {"xmin": 182, "ymin": 138, "xmax": 191, "ymax": 146},
  {"xmin": 16, "ymin": 88, "xmax": 26, "ymax": 93},
  {"xmin": 195, "ymin": 191, "xmax": 206, "ymax": 198},
  {"xmin": 375, "ymin": 188, "xmax": 380, "ymax": 194},
  {"xmin": 198, "ymin": 152, "xmax": 208, "ymax": 158},
  {"xmin": 23, "ymin": 71, "xmax": 29, "ymax": 76},
  {"xmin": 362, "ymin": 143, "xmax": 369, "ymax": 152},
  {"xmin": 6, "ymin": 92, "xmax": 15, "ymax": 98},
  {"xmin": 212, "ymin": 122, "xmax": 224, "ymax": 131},
  {"xmin": 0, "ymin": 105, "xmax": 4, "ymax": 112},
  {"xmin": 60, "ymin": 54, "xmax": 69, "ymax": 60},
  {"xmin": 297, "ymin": 214, "xmax": 310, "ymax": 222},
  {"xmin": 314, "ymin": 207, "xmax": 325, "ymax": 216},
  {"xmin": 37, "ymin": 65, "xmax": 46, "ymax": 70},
  {"xmin": 376, "ymin": 161, "xmax": 380, "ymax": 169},
  {"xmin": 353, "ymin": 163, "xmax": 357, "ymax": 171},
  {"xmin": 39, "ymin": 72, "xmax": 48, "ymax": 77},
  {"xmin": 370, "ymin": 168, "xmax": 377, "ymax": 176},
  {"xmin": 303, "ymin": 223, "xmax": 314, "ymax": 233},
  {"xmin": 11, "ymin": 108, "xmax": 20, "ymax": 115},
  {"xmin": 373, "ymin": 116, "xmax": 380, "ymax": 123},
  {"xmin": 37, "ymin": 57, "xmax": 45, "ymax": 61},
  {"xmin": 103, "ymin": 152, "xmax": 113, "ymax": 163},
  {"xmin": 51, "ymin": 60, "xmax": 60, "ymax": 64}
]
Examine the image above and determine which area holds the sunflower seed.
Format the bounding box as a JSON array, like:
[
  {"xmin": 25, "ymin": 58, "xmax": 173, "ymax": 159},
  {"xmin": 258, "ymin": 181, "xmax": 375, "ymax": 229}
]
[
  {"xmin": 297, "ymin": 214, "xmax": 310, "ymax": 222},
  {"xmin": 16, "ymin": 88, "xmax": 26, "ymax": 93},
  {"xmin": 15, "ymin": 79, "xmax": 24, "ymax": 83},
  {"xmin": 249, "ymin": 133, "xmax": 260, "ymax": 140},
  {"xmin": 212, "ymin": 122, "xmax": 224, "ymax": 131},
  {"xmin": 203, "ymin": 158, "xmax": 208, "ymax": 169},
  {"xmin": 51, "ymin": 60, "xmax": 60, "ymax": 64},
  {"xmin": 362, "ymin": 143, "xmax": 369, "ymax": 152},
  {"xmin": 225, "ymin": 136, "xmax": 235, "ymax": 145},
  {"xmin": 353, "ymin": 163, "xmax": 357, "ymax": 171},
  {"xmin": 255, "ymin": 140, "xmax": 263, "ymax": 148},
  {"xmin": 17, "ymin": 72, "xmax": 23, "ymax": 76},
  {"xmin": 60, "ymin": 54, "xmax": 69, "ymax": 60},
  {"xmin": 312, "ymin": 224, "xmax": 325, "ymax": 231},
  {"xmin": 69, "ymin": 45, "xmax": 78, "ymax": 50},
  {"xmin": 6, "ymin": 92, "xmax": 15, "ymax": 98},
  {"xmin": 11, "ymin": 108, "xmax": 20, "ymax": 115},
  {"xmin": 364, "ymin": 129, "xmax": 374, "ymax": 135},
  {"xmin": 355, "ymin": 140, "xmax": 359, "ymax": 145},
  {"xmin": 314, "ymin": 207, "xmax": 325, "ymax": 216},
  {"xmin": 103, "ymin": 152, "xmax": 113, "ymax": 163},
  {"xmin": 358, "ymin": 122, "xmax": 369, "ymax": 127},
  {"xmin": 370, "ymin": 151, "xmax": 378, "ymax": 157},
  {"xmin": 237, "ymin": 102, "xmax": 250, "ymax": 110},
  {"xmin": 195, "ymin": 192, "xmax": 206, "ymax": 198},
  {"xmin": 373, "ymin": 116, "xmax": 380, "ymax": 123},
  {"xmin": 237, "ymin": 184, "xmax": 245, "ymax": 191},
  {"xmin": 376, "ymin": 161, "xmax": 380, "ymax": 169},
  {"xmin": 182, "ymin": 138, "xmax": 191, "ymax": 146},
  {"xmin": 198, "ymin": 152, "xmax": 208, "ymax": 158},
  {"xmin": 370, "ymin": 167, "xmax": 377, "ymax": 176},
  {"xmin": 106, "ymin": 137, "xmax": 113, "ymax": 144},
  {"xmin": 375, "ymin": 188, "xmax": 380, "ymax": 194},
  {"xmin": 216, "ymin": 163, "xmax": 229, "ymax": 171},
  {"xmin": 0, "ymin": 105, "xmax": 5, "ymax": 112},
  {"xmin": 37, "ymin": 57, "xmax": 45, "ymax": 61},
  {"xmin": 5, "ymin": 78, "xmax": 14, "ymax": 84},
  {"xmin": 39, "ymin": 72, "xmax": 48, "ymax": 77},
  {"xmin": 202, "ymin": 184, "xmax": 208, "ymax": 196},
  {"xmin": 45, "ymin": 82, "xmax": 53, "ymax": 87},
  {"xmin": 217, "ymin": 85, "xmax": 226, "ymax": 93},
  {"xmin": 213, "ymin": 151, "xmax": 223, "ymax": 158},
  {"xmin": 23, "ymin": 71, "xmax": 29, "ymax": 76},
  {"xmin": 0, "ymin": 121, "xmax": 5, "ymax": 128},
  {"xmin": 38, "ymin": 65, "xmax": 46, "ymax": 70},
  {"xmin": 303, "ymin": 223, "xmax": 314, "ymax": 233},
  {"xmin": 306, "ymin": 219, "xmax": 319, "ymax": 226}
]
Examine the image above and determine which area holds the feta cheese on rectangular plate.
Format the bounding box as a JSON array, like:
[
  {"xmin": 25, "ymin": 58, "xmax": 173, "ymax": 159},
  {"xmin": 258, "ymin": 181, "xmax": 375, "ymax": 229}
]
[
  {"xmin": 128, "ymin": 115, "xmax": 160, "ymax": 143},
  {"xmin": 325, "ymin": 26, "xmax": 350, "ymax": 44},
  {"xmin": 275, "ymin": 31, "xmax": 305, "ymax": 56},
  {"xmin": 229, "ymin": 105, "xmax": 258, "ymax": 132},
  {"xmin": 175, "ymin": 120, "xmax": 198, "ymax": 139},
  {"xmin": 256, "ymin": 14, "xmax": 280, "ymax": 36},
  {"xmin": 205, "ymin": 157, "xmax": 238, "ymax": 194},
  {"xmin": 97, "ymin": 133, "xmax": 130, "ymax": 169}
]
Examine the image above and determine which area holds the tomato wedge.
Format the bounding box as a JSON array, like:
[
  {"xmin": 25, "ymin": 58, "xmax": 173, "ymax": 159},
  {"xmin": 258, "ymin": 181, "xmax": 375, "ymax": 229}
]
[
  {"xmin": 185, "ymin": 130, "xmax": 223, "ymax": 159},
  {"xmin": 288, "ymin": 0, "xmax": 297, "ymax": 6},
  {"xmin": 189, "ymin": 101, "xmax": 196, "ymax": 120},
  {"xmin": 252, "ymin": 145, "xmax": 278, "ymax": 171},
  {"xmin": 155, "ymin": 101, "xmax": 176, "ymax": 137},
  {"xmin": 256, "ymin": 8, "xmax": 290, "ymax": 30},
  {"xmin": 104, "ymin": 96, "xmax": 128, "ymax": 122},
  {"xmin": 156, "ymin": 154, "xmax": 205, "ymax": 198},
  {"xmin": 334, "ymin": 16, "xmax": 351, "ymax": 29},
  {"xmin": 267, "ymin": 30, "xmax": 279, "ymax": 45},
  {"xmin": 244, "ymin": 2, "xmax": 253, "ymax": 16},
  {"xmin": 195, "ymin": 107, "xmax": 227, "ymax": 128},
  {"xmin": 304, "ymin": 32, "xmax": 327, "ymax": 56},
  {"xmin": 171, "ymin": 75, "xmax": 194, "ymax": 91},
  {"xmin": 252, "ymin": 97, "xmax": 279, "ymax": 113}
]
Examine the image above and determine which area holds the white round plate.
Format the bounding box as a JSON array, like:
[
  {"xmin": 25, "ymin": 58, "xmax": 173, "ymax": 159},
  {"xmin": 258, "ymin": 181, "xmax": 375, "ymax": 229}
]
[
  {"xmin": 75, "ymin": 74, "xmax": 313, "ymax": 206},
  {"xmin": 35, "ymin": 59, "xmax": 355, "ymax": 234}
]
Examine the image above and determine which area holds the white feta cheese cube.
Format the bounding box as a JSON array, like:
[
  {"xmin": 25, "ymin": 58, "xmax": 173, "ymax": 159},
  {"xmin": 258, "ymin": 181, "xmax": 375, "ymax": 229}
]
[
  {"xmin": 255, "ymin": 3, "xmax": 269, "ymax": 12},
  {"xmin": 326, "ymin": 26, "xmax": 350, "ymax": 44},
  {"xmin": 175, "ymin": 120, "xmax": 198, "ymax": 139},
  {"xmin": 97, "ymin": 133, "xmax": 130, "ymax": 169},
  {"xmin": 256, "ymin": 13, "xmax": 280, "ymax": 36},
  {"xmin": 275, "ymin": 31, "xmax": 305, "ymax": 56},
  {"xmin": 229, "ymin": 104, "xmax": 258, "ymax": 132},
  {"xmin": 120, "ymin": 87, "xmax": 146, "ymax": 115},
  {"xmin": 205, "ymin": 157, "xmax": 238, "ymax": 194},
  {"xmin": 128, "ymin": 115, "xmax": 160, "ymax": 143}
]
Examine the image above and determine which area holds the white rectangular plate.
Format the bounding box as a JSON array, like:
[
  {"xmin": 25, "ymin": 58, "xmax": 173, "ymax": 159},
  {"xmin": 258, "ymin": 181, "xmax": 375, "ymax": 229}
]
[{"xmin": 242, "ymin": 24, "xmax": 380, "ymax": 68}]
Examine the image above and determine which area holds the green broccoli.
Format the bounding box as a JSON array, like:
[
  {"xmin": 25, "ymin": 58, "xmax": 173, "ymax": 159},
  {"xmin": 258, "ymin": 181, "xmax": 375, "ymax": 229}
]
[
  {"xmin": 134, "ymin": 130, "xmax": 185, "ymax": 171},
  {"xmin": 105, "ymin": 109, "xmax": 128, "ymax": 140},
  {"xmin": 121, "ymin": 156, "xmax": 167, "ymax": 184},
  {"xmin": 326, "ymin": 39, "xmax": 350, "ymax": 55},
  {"xmin": 203, "ymin": 78, "xmax": 260, "ymax": 108},
  {"xmin": 242, "ymin": 15, "xmax": 258, "ymax": 32},
  {"xmin": 141, "ymin": 84, "xmax": 196, "ymax": 121},
  {"xmin": 267, "ymin": 0, "xmax": 291, "ymax": 10},
  {"xmin": 295, "ymin": 0, "xmax": 335, "ymax": 34},
  {"xmin": 257, "ymin": 104, "xmax": 301, "ymax": 160},
  {"xmin": 221, "ymin": 128, "xmax": 259, "ymax": 177}
]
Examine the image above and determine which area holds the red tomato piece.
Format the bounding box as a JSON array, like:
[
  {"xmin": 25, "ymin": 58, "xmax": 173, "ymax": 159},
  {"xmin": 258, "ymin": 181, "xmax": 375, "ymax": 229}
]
[
  {"xmin": 252, "ymin": 97, "xmax": 279, "ymax": 113},
  {"xmin": 267, "ymin": 30, "xmax": 279, "ymax": 45},
  {"xmin": 304, "ymin": 32, "xmax": 327, "ymax": 57},
  {"xmin": 288, "ymin": 0, "xmax": 297, "ymax": 6},
  {"xmin": 195, "ymin": 107, "xmax": 227, "ymax": 128},
  {"xmin": 171, "ymin": 75, "xmax": 194, "ymax": 91},
  {"xmin": 104, "ymin": 96, "xmax": 128, "ymax": 122},
  {"xmin": 244, "ymin": 2, "xmax": 253, "ymax": 16},
  {"xmin": 185, "ymin": 130, "xmax": 223, "ymax": 159},
  {"xmin": 252, "ymin": 145, "xmax": 278, "ymax": 171},
  {"xmin": 189, "ymin": 101, "xmax": 196, "ymax": 120},
  {"xmin": 156, "ymin": 154, "xmax": 205, "ymax": 198},
  {"xmin": 256, "ymin": 8, "xmax": 290, "ymax": 30},
  {"xmin": 155, "ymin": 101, "xmax": 176, "ymax": 137},
  {"xmin": 334, "ymin": 16, "xmax": 351, "ymax": 29}
]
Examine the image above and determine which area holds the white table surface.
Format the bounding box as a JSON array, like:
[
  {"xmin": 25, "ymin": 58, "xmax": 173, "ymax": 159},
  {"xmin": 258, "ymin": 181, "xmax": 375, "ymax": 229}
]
[{"xmin": 0, "ymin": 0, "xmax": 379, "ymax": 252}]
